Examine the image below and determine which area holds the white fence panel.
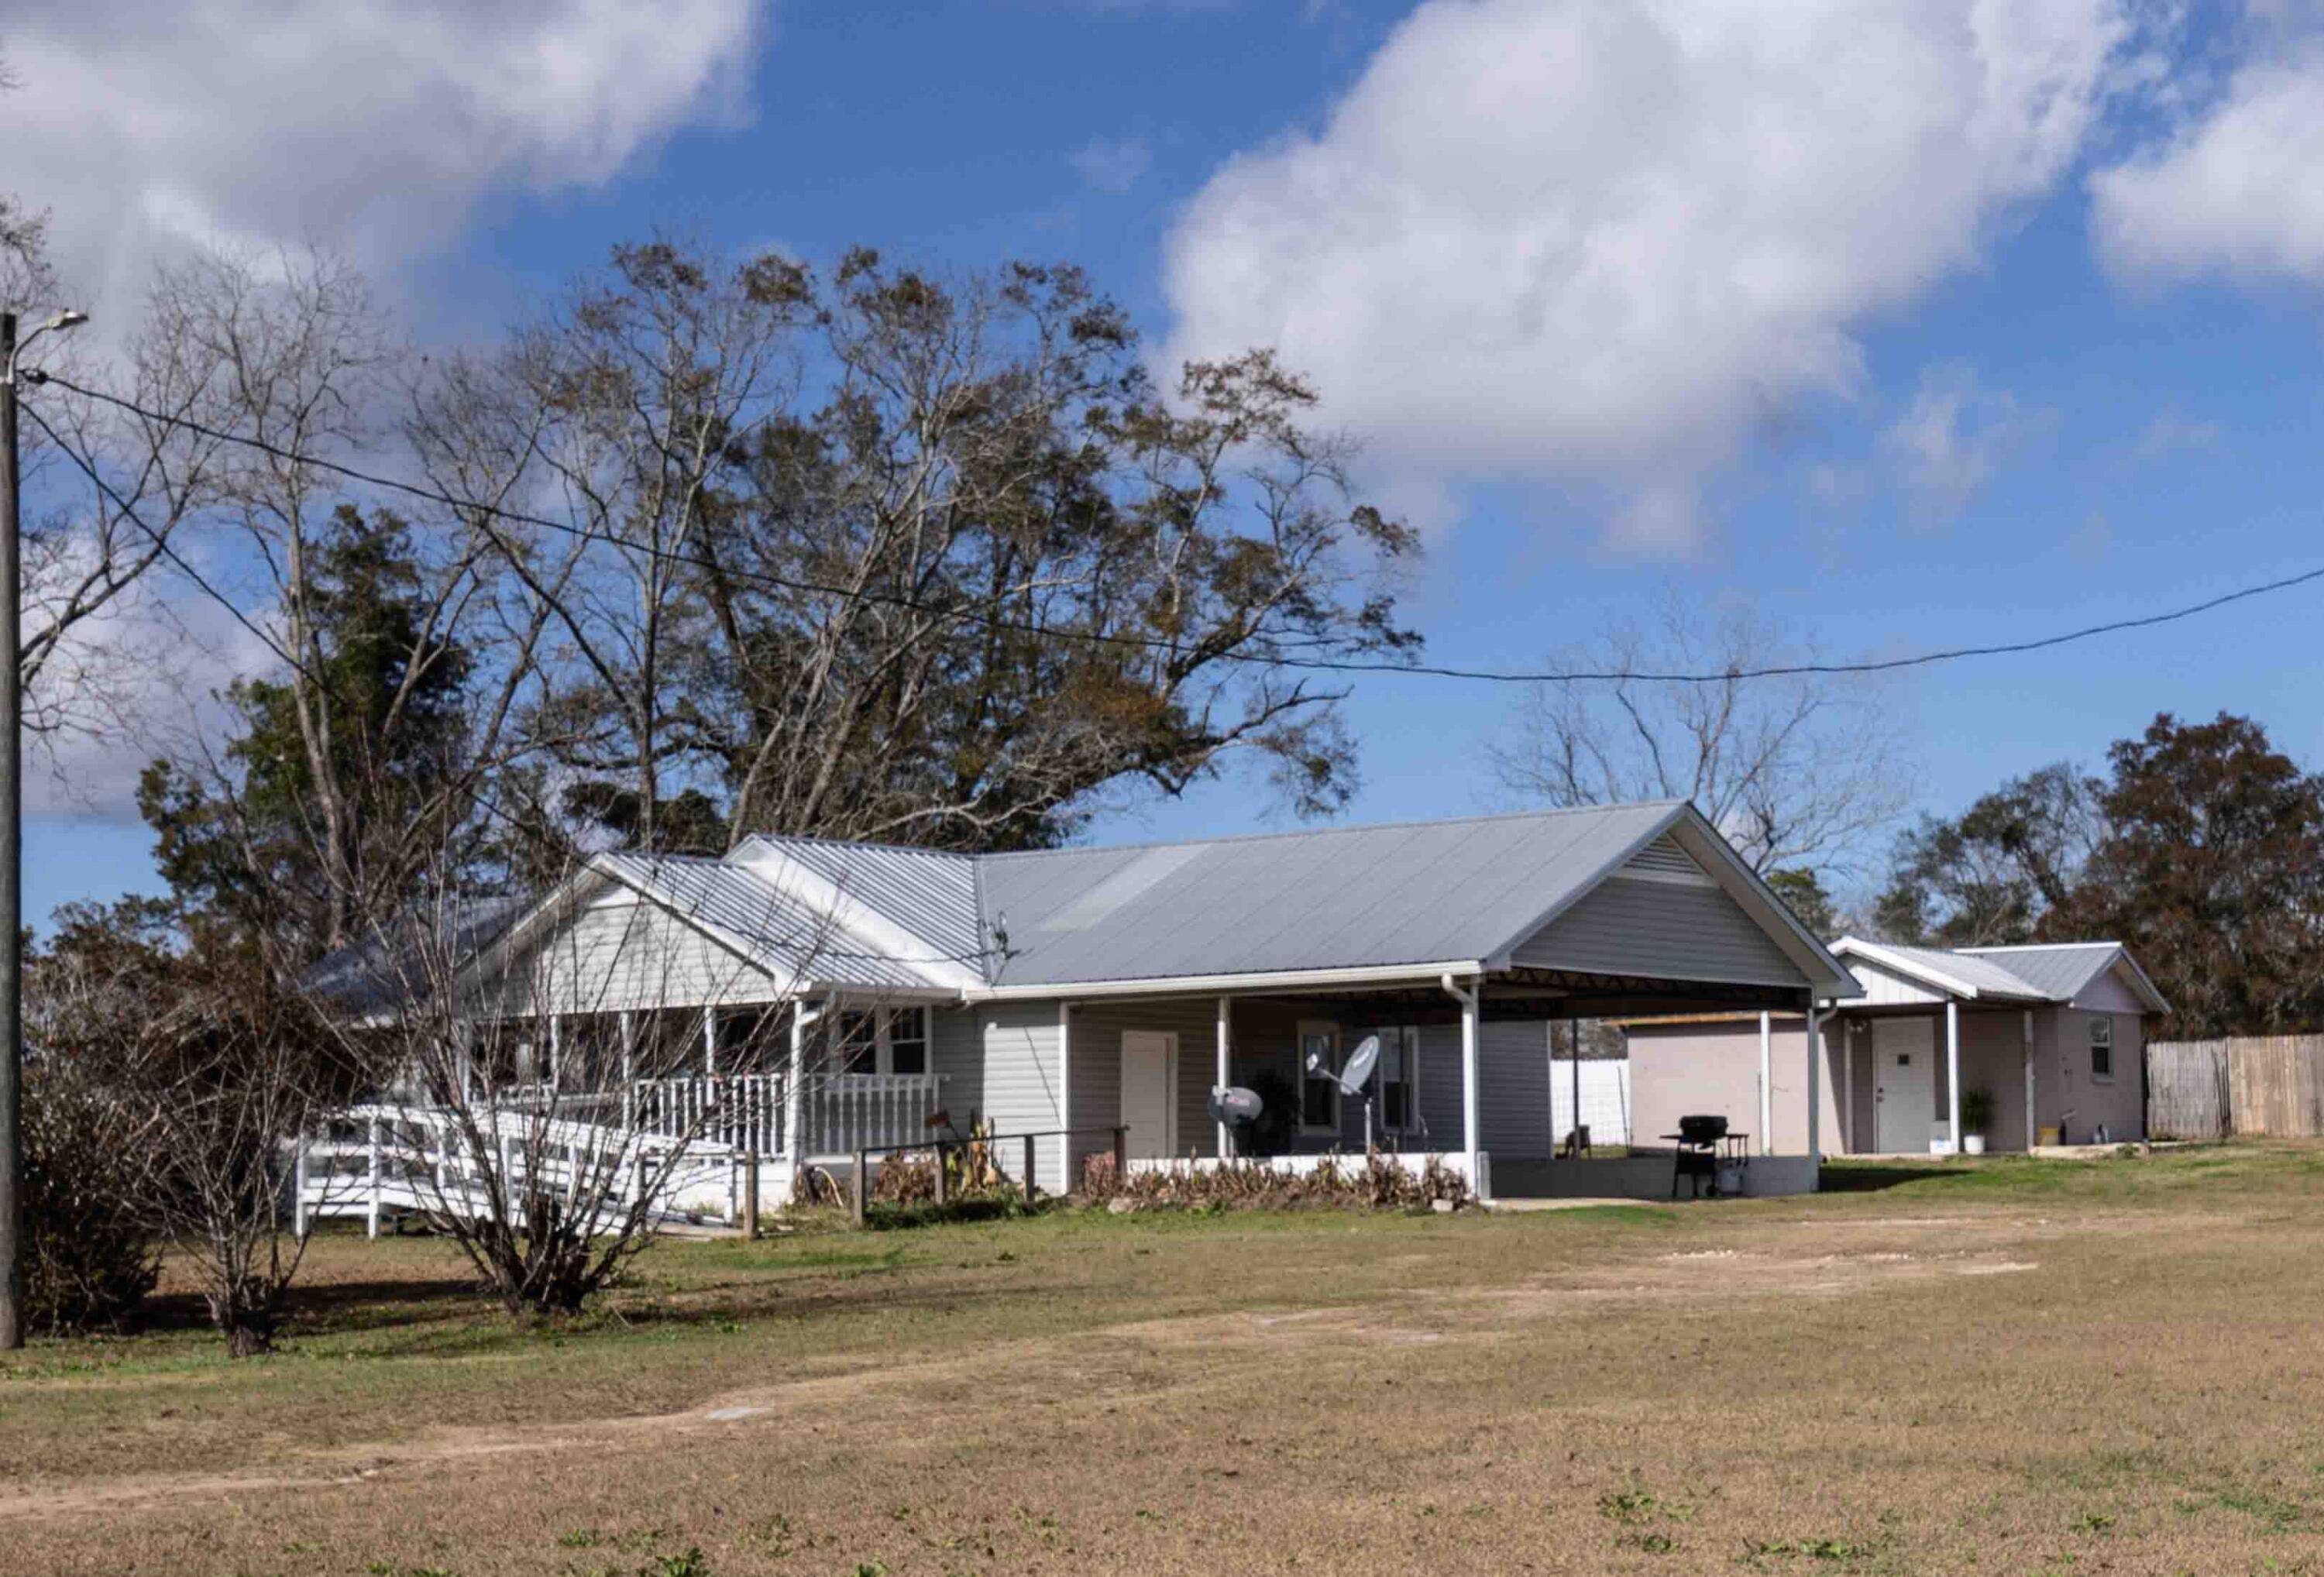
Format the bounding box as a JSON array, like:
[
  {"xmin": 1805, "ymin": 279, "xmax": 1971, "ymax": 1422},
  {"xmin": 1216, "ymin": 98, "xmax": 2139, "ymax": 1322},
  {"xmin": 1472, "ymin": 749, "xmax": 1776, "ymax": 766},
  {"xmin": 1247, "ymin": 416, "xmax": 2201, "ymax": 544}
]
[{"xmin": 1549, "ymin": 1059, "xmax": 1631, "ymax": 1147}]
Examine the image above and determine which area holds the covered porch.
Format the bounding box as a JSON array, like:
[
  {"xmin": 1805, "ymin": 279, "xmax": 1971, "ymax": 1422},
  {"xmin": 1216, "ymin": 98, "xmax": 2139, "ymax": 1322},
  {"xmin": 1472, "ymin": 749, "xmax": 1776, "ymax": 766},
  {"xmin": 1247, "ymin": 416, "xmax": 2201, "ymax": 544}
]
[{"xmin": 1077, "ymin": 964, "xmax": 1838, "ymax": 1203}]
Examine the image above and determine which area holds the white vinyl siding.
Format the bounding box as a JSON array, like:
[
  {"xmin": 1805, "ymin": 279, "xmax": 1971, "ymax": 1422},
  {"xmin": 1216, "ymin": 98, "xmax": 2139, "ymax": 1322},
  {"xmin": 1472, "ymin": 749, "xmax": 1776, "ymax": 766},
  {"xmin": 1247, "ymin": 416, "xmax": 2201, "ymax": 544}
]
[
  {"xmin": 490, "ymin": 894, "xmax": 784, "ymax": 1015},
  {"xmin": 1511, "ymin": 877, "xmax": 1805, "ymax": 986},
  {"xmin": 971, "ymin": 1000, "xmax": 1064, "ymax": 1191}
]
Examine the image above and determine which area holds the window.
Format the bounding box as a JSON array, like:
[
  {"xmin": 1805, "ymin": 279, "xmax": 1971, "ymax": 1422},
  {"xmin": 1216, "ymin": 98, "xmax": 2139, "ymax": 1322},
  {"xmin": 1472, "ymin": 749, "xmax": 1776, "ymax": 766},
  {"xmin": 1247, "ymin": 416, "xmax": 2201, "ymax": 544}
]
[
  {"xmin": 834, "ymin": 1006, "xmax": 930, "ymax": 1077},
  {"xmin": 1299, "ymin": 1022, "xmax": 1340, "ymax": 1132},
  {"xmin": 1375, "ymin": 1026, "xmax": 1419, "ymax": 1134},
  {"xmin": 837, "ymin": 1010, "xmax": 879, "ymax": 1076},
  {"xmin": 2089, "ymin": 1016, "xmax": 2114, "ymax": 1081},
  {"xmin": 887, "ymin": 1007, "xmax": 929, "ymax": 1075}
]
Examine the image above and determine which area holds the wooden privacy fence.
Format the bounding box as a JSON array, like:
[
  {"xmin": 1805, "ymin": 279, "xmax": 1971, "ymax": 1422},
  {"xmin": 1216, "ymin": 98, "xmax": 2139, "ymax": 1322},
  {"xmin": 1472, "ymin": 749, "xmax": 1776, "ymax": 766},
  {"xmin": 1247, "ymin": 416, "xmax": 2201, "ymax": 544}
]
[{"xmin": 2147, "ymin": 1036, "xmax": 2324, "ymax": 1139}]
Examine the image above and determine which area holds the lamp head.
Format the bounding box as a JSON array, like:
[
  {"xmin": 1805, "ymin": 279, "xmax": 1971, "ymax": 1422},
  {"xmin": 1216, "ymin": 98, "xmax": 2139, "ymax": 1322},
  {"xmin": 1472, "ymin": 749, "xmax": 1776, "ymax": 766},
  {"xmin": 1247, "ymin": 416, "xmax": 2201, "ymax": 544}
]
[{"xmin": 46, "ymin": 310, "xmax": 89, "ymax": 332}]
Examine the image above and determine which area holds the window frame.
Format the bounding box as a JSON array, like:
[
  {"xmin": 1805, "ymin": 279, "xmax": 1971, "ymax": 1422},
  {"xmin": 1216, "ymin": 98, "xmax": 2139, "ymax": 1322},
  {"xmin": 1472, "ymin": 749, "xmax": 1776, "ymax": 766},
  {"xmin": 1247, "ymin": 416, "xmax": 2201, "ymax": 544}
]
[
  {"xmin": 1298, "ymin": 1019, "xmax": 1342, "ymax": 1136},
  {"xmin": 834, "ymin": 1005, "xmax": 932, "ymax": 1078},
  {"xmin": 1371, "ymin": 1025, "xmax": 1421, "ymax": 1136},
  {"xmin": 2088, "ymin": 1015, "xmax": 2115, "ymax": 1083}
]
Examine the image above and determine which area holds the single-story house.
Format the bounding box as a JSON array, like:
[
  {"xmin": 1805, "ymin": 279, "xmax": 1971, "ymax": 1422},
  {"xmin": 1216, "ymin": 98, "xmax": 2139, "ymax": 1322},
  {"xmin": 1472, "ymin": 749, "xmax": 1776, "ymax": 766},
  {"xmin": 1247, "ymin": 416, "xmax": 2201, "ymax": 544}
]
[
  {"xmin": 421, "ymin": 799, "xmax": 1866, "ymax": 1202},
  {"xmin": 1626, "ymin": 937, "xmax": 2168, "ymax": 1155}
]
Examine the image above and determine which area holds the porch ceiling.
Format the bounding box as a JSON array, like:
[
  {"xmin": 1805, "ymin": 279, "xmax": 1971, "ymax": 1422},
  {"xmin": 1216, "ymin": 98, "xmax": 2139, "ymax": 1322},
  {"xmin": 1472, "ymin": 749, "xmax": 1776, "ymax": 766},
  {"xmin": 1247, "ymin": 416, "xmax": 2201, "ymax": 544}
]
[{"xmin": 1222, "ymin": 964, "xmax": 1806, "ymax": 1026}]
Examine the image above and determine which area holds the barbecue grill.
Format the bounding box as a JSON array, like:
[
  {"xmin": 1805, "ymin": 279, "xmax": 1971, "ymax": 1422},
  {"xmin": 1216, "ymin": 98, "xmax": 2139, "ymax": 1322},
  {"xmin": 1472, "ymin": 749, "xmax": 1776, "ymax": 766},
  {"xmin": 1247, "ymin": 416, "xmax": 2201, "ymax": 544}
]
[{"xmin": 1664, "ymin": 1112, "xmax": 1748, "ymax": 1198}]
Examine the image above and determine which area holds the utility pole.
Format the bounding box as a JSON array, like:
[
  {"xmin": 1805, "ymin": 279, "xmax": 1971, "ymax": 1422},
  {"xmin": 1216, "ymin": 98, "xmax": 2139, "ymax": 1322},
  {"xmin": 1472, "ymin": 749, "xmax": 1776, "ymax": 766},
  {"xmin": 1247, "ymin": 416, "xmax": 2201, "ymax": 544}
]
[
  {"xmin": 0, "ymin": 310, "xmax": 22, "ymax": 1349},
  {"xmin": 0, "ymin": 306, "xmax": 86, "ymax": 1350}
]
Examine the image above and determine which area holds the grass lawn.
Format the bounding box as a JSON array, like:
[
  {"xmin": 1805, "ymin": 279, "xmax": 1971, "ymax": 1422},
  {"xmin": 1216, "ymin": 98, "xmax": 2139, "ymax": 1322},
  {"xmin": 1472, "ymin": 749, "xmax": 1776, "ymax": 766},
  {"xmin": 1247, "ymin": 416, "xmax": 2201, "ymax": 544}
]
[{"xmin": 9, "ymin": 1143, "xmax": 2324, "ymax": 1575}]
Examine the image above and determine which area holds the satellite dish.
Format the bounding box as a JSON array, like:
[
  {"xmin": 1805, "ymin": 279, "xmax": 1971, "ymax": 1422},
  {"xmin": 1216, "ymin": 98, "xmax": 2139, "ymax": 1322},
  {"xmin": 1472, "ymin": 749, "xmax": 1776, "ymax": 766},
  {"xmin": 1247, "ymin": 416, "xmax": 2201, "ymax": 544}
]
[
  {"xmin": 1339, "ymin": 1034, "xmax": 1381, "ymax": 1095},
  {"xmin": 1208, "ymin": 1085, "xmax": 1263, "ymax": 1125}
]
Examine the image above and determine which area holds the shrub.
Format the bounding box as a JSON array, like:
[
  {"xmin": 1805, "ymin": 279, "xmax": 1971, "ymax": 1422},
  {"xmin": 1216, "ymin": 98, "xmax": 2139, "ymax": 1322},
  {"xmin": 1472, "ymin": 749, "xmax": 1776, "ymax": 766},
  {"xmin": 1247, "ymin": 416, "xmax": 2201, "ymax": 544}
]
[
  {"xmin": 1078, "ymin": 1149, "xmax": 1471, "ymax": 1214},
  {"xmin": 21, "ymin": 1055, "xmax": 160, "ymax": 1334}
]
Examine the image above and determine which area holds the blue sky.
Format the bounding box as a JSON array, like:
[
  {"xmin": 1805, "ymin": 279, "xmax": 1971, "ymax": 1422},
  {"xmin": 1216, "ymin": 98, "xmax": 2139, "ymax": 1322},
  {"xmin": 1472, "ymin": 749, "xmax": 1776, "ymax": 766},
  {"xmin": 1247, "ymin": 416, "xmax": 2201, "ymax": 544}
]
[{"xmin": 12, "ymin": 0, "xmax": 2324, "ymax": 924}]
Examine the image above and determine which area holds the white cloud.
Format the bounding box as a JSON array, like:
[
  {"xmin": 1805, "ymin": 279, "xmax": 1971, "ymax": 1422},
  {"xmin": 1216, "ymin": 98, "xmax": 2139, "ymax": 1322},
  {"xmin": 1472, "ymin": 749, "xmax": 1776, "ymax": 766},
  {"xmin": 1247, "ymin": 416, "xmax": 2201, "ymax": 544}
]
[
  {"xmin": 0, "ymin": 0, "xmax": 761, "ymax": 317},
  {"xmin": 1070, "ymin": 136, "xmax": 1153, "ymax": 195},
  {"xmin": 2091, "ymin": 43, "xmax": 2324, "ymax": 285},
  {"xmin": 1163, "ymin": 0, "xmax": 2132, "ymax": 549},
  {"xmin": 1881, "ymin": 363, "xmax": 2054, "ymax": 519},
  {"xmin": 2128, "ymin": 407, "xmax": 2226, "ymax": 467}
]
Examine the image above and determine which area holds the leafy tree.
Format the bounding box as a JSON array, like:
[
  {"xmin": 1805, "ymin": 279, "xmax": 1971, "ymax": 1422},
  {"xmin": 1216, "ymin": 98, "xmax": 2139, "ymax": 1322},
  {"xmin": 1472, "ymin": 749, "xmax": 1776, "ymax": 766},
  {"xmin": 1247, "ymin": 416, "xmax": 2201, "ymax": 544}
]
[
  {"xmin": 138, "ymin": 505, "xmax": 476, "ymax": 957},
  {"xmin": 2060, "ymin": 713, "xmax": 2324, "ymax": 1037},
  {"xmin": 1765, "ymin": 867, "xmax": 1838, "ymax": 938},
  {"xmin": 1873, "ymin": 763, "xmax": 2102, "ymax": 946}
]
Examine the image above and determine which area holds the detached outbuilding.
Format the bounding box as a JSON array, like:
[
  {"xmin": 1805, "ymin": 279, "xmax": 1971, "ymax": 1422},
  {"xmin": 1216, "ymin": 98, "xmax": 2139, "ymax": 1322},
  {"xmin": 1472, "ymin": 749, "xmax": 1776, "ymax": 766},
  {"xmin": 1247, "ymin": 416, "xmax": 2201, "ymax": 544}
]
[{"xmin": 1626, "ymin": 938, "xmax": 2168, "ymax": 1155}]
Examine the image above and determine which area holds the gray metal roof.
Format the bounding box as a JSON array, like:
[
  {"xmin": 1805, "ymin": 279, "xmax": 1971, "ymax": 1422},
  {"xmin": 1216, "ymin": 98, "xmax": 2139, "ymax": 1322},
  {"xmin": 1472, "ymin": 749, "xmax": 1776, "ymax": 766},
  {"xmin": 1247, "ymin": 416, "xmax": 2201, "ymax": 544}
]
[
  {"xmin": 1955, "ymin": 941, "xmax": 2166, "ymax": 1009},
  {"xmin": 1851, "ymin": 941, "xmax": 2054, "ymax": 1001},
  {"xmin": 1952, "ymin": 942, "xmax": 2114, "ymax": 999},
  {"xmin": 737, "ymin": 835, "xmax": 982, "ymax": 965},
  {"xmin": 597, "ymin": 853, "xmax": 943, "ymax": 991},
  {"xmin": 974, "ymin": 802, "xmax": 1691, "ymax": 986}
]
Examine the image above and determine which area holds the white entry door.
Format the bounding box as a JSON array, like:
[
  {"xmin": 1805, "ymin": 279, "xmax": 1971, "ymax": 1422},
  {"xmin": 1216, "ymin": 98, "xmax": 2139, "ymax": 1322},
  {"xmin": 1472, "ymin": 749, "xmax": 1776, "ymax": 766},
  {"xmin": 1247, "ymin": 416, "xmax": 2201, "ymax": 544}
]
[
  {"xmin": 1872, "ymin": 1017, "xmax": 1936, "ymax": 1154},
  {"xmin": 1121, "ymin": 1032, "xmax": 1178, "ymax": 1160}
]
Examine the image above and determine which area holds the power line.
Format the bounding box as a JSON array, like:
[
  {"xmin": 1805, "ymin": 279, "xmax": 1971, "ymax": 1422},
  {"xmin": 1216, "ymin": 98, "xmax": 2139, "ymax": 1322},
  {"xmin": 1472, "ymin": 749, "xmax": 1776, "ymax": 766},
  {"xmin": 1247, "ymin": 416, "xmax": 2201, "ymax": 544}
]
[{"xmin": 40, "ymin": 371, "xmax": 2324, "ymax": 686}]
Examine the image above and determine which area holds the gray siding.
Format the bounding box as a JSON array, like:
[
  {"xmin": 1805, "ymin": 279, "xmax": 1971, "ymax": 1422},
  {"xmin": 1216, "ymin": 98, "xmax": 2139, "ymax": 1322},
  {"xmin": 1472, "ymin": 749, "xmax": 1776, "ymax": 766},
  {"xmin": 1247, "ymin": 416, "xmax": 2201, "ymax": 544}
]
[
  {"xmin": 930, "ymin": 1005, "xmax": 984, "ymax": 1129},
  {"xmin": 1479, "ymin": 1021, "xmax": 1552, "ymax": 1157},
  {"xmin": 1416, "ymin": 1022, "xmax": 1466, "ymax": 1151},
  {"xmin": 1070, "ymin": 997, "xmax": 1221, "ymax": 1177},
  {"xmin": 1511, "ymin": 877, "xmax": 1806, "ymax": 986}
]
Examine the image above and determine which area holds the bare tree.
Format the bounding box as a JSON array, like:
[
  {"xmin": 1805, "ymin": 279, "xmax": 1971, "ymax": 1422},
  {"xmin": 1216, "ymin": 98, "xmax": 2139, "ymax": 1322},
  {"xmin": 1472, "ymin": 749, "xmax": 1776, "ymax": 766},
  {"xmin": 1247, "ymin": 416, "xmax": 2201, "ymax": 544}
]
[
  {"xmin": 35, "ymin": 902, "xmax": 370, "ymax": 1355},
  {"xmin": 407, "ymin": 242, "xmax": 1420, "ymax": 857},
  {"xmin": 1487, "ymin": 588, "xmax": 1913, "ymax": 879},
  {"xmin": 317, "ymin": 845, "xmax": 844, "ymax": 1317}
]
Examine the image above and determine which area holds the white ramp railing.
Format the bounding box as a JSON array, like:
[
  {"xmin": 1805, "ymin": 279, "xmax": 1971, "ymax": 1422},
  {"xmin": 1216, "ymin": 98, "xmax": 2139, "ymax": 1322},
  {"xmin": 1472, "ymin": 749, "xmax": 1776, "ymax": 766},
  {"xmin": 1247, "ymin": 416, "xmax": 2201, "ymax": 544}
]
[{"xmin": 293, "ymin": 1102, "xmax": 748, "ymax": 1238}]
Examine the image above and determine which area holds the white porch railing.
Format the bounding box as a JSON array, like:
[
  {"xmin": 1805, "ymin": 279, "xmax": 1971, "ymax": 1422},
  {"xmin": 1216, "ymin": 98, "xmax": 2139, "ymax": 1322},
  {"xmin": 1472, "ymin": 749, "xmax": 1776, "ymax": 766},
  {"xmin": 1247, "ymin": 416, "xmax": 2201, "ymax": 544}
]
[
  {"xmin": 633, "ymin": 1072, "xmax": 786, "ymax": 1156},
  {"xmin": 799, "ymin": 1073, "xmax": 949, "ymax": 1157}
]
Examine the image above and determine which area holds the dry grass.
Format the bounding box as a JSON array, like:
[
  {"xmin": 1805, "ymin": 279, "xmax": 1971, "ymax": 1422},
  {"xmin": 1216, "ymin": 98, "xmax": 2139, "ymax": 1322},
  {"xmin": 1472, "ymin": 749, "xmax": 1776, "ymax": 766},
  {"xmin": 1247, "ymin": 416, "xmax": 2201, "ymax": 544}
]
[{"xmin": 7, "ymin": 1142, "xmax": 2324, "ymax": 1575}]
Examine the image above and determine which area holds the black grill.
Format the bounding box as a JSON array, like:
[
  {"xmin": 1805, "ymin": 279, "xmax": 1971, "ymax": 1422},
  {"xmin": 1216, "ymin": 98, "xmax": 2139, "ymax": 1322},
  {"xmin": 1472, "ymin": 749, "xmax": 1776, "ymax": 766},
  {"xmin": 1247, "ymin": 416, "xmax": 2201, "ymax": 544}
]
[{"xmin": 1677, "ymin": 1113, "xmax": 1729, "ymax": 1146}]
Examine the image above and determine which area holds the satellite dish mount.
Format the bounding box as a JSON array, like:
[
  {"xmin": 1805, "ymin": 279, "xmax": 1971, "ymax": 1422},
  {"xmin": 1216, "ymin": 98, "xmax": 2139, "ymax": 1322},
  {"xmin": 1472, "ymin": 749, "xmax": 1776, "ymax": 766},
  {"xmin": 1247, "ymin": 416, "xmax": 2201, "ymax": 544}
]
[{"xmin": 1308, "ymin": 1033, "xmax": 1384, "ymax": 1152}]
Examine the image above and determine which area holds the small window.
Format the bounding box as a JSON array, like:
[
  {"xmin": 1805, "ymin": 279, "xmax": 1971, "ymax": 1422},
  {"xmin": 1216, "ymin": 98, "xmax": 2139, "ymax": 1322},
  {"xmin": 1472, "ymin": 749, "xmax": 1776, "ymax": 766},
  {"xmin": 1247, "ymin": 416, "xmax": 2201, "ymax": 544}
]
[
  {"xmin": 887, "ymin": 1007, "xmax": 929, "ymax": 1075},
  {"xmin": 1299, "ymin": 1023, "xmax": 1340, "ymax": 1132},
  {"xmin": 2089, "ymin": 1017, "xmax": 2114, "ymax": 1081},
  {"xmin": 837, "ymin": 1009, "xmax": 878, "ymax": 1076},
  {"xmin": 1376, "ymin": 1026, "xmax": 1418, "ymax": 1132}
]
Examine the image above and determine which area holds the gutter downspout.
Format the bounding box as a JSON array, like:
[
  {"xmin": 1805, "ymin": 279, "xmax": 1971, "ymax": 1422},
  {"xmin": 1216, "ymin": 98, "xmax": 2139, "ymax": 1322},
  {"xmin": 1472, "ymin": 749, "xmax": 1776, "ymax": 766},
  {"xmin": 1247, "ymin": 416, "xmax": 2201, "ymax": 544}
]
[{"xmin": 1440, "ymin": 973, "xmax": 1484, "ymax": 1200}]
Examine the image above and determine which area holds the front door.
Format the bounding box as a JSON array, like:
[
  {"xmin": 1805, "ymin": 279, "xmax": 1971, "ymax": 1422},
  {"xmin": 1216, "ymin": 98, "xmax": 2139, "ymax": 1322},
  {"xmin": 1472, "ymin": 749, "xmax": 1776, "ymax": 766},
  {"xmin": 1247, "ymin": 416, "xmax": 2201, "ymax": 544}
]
[
  {"xmin": 1872, "ymin": 1017, "xmax": 1936, "ymax": 1154},
  {"xmin": 1121, "ymin": 1032, "xmax": 1178, "ymax": 1160}
]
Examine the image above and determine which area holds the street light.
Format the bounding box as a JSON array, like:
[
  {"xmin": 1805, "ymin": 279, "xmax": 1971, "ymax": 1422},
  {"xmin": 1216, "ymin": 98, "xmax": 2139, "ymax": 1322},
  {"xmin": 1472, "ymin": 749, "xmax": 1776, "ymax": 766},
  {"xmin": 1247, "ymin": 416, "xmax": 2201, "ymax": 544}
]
[{"xmin": 0, "ymin": 304, "xmax": 88, "ymax": 1351}]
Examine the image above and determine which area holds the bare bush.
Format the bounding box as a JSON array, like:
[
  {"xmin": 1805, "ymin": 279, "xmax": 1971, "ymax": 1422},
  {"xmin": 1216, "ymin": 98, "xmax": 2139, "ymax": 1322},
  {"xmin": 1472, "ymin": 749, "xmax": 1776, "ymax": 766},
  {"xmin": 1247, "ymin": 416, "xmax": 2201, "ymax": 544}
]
[
  {"xmin": 19, "ymin": 1055, "xmax": 160, "ymax": 1334},
  {"xmin": 1078, "ymin": 1152, "xmax": 1472, "ymax": 1213}
]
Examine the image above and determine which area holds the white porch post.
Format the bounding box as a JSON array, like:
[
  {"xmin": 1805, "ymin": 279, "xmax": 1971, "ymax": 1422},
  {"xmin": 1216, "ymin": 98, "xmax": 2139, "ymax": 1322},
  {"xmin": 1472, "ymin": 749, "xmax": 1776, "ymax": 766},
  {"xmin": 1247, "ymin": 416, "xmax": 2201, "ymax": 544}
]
[
  {"xmin": 1057, "ymin": 1000, "xmax": 1072, "ymax": 1194},
  {"xmin": 1945, "ymin": 998, "xmax": 1962, "ymax": 1157},
  {"xmin": 2023, "ymin": 1010, "xmax": 2037, "ymax": 1151},
  {"xmin": 1215, "ymin": 995, "xmax": 1231, "ymax": 1159},
  {"xmin": 1758, "ymin": 1010, "xmax": 1773, "ymax": 1157},
  {"xmin": 1804, "ymin": 991, "xmax": 1823, "ymax": 1169},
  {"xmin": 785, "ymin": 1001, "xmax": 811, "ymax": 1161},
  {"xmin": 703, "ymin": 1008, "xmax": 718, "ymax": 1080},
  {"xmin": 1441, "ymin": 974, "xmax": 1483, "ymax": 1197},
  {"xmin": 546, "ymin": 1014, "xmax": 562, "ymax": 1093}
]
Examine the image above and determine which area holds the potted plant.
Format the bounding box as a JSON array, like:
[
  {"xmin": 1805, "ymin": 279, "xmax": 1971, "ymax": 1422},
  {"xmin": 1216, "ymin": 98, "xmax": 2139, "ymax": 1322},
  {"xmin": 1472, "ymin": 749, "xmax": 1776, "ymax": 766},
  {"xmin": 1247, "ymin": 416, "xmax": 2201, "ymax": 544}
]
[{"xmin": 1959, "ymin": 1087, "xmax": 1994, "ymax": 1156}]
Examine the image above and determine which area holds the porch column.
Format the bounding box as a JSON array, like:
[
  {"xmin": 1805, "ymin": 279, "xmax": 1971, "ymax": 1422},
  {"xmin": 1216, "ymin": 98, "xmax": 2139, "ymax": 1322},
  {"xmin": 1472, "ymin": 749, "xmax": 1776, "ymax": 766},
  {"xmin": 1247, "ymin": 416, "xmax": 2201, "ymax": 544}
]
[
  {"xmin": 1057, "ymin": 1001, "xmax": 1072, "ymax": 1194},
  {"xmin": 547, "ymin": 1015, "xmax": 562, "ymax": 1093},
  {"xmin": 703, "ymin": 1009, "xmax": 718, "ymax": 1080},
  {"xmin": 1804, "ymin": 990, "xmax": 1822, "ymax": 1167},
  {"xmin": 1441, "ymin": 974, "xmax": 1482, "ymax": 1197},
  {"xmin": 2023, "ymin": 1011, "xmax": 2037, "ymax": 1151},
  {"xmin": 1945, "ymin": 998, "xmax": 1962, "ymax": 1157},
  {"xmin": 1215, "ymin": 996, "xmax": 1231, "ymax": 1159},
  {"xmin": 785, "ymin": 1002, "xmax": 811, "ymax": 1161},
  {"xmin": 1758, "ymin": 1010, "xmax": 1773, "ymax": 1157}
]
